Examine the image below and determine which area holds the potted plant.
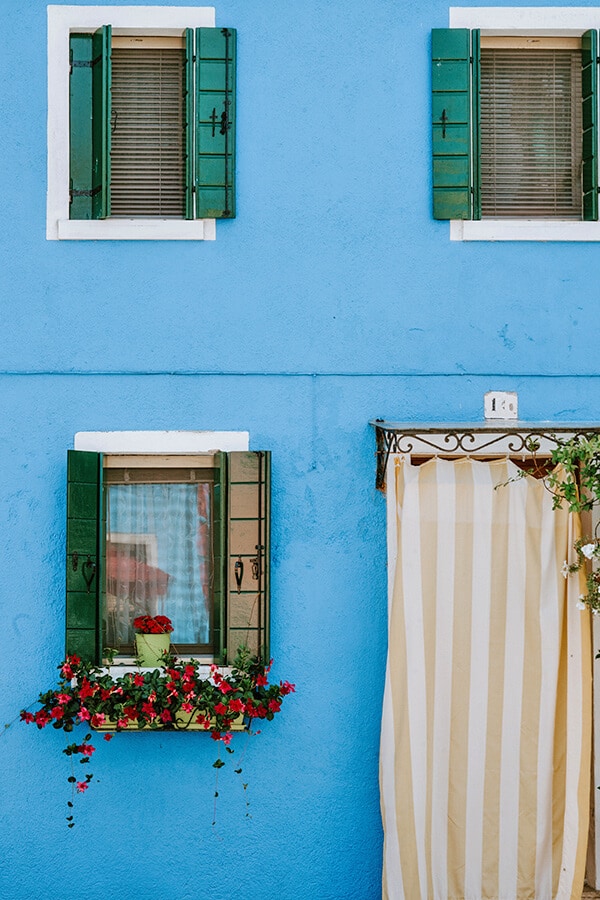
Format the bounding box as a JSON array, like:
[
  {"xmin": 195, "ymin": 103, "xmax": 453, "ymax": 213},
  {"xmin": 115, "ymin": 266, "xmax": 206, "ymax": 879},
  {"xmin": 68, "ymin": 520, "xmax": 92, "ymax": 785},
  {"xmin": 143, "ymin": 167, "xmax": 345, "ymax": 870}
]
[{"xmin": 132, "ymin": 614, "xmax": 173, "ymax": 667}]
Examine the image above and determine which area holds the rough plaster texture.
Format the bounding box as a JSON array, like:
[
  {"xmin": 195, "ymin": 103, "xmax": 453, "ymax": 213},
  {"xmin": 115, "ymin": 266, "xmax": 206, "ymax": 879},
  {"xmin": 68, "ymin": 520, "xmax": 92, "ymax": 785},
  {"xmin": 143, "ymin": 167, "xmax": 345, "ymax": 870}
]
[{"xmin": 3, "ymin": 0, "xmax": 600, "ymax": 898}]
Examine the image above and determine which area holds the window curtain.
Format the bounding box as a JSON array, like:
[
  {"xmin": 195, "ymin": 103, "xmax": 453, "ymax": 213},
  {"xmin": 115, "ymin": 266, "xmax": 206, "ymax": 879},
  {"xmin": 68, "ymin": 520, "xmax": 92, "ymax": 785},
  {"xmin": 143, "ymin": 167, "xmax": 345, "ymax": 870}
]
[
  {"xmin": 381, "ymin": 457, "xmax": 592, "ymax": 900},
  {"xmin": 106, "ymin": 483, "xmax": 211, "ymax": 646}
]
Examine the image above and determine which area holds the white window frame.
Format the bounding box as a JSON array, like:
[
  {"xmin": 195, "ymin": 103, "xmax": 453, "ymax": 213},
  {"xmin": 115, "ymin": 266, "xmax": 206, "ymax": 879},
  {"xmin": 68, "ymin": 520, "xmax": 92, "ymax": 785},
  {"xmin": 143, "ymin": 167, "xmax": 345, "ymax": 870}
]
[
  {"xmin": 47, "ymin": 6, "xmax": 217, "ymax": 241},
  {"xmin": 449, "ymin": 7, "xmax": 600, "ymax": 242}
]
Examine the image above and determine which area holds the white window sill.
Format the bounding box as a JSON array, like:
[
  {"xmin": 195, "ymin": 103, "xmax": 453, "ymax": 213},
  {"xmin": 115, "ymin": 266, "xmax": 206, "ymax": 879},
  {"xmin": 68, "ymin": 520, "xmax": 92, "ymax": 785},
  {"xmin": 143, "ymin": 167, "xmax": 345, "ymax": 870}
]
[
  {"xmin": 102, "ymin": 663, "xmax": 228, "ymax": 677},
  {"xmin": 55, "ymin": 218, "xmax": 216, "ymax": 241},
  {"xmin": 450, "ymin": 219, "xmax": 600, "ymax": 242}
]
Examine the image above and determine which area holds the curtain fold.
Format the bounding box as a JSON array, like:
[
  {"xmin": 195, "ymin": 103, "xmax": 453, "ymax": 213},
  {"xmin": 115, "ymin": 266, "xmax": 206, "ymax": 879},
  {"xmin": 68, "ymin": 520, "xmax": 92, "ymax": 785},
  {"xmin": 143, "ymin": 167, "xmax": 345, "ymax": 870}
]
[{"xmin": 381, "ymin": 457, "xmax": 592, "ymax": 900}]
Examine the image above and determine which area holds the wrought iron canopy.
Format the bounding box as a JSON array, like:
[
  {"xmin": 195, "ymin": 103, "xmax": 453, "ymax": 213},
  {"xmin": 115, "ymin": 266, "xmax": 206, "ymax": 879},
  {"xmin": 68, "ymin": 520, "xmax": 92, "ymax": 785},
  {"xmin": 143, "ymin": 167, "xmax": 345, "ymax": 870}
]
[{"xmin": 370, "ymin": 420, "xmax": 600, "ymax": 491}]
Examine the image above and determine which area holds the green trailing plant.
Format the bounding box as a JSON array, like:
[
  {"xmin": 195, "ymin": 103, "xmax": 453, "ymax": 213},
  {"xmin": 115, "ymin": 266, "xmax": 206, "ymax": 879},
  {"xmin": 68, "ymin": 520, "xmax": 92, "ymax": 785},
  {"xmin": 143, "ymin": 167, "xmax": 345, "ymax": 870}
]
[
  {"xmin": 20, "ymin": 646, "xmax": 295, "ymax": 827},
  {"xmin": 535, "ymin": 434, "xmax": 600, "ymax": 614}
]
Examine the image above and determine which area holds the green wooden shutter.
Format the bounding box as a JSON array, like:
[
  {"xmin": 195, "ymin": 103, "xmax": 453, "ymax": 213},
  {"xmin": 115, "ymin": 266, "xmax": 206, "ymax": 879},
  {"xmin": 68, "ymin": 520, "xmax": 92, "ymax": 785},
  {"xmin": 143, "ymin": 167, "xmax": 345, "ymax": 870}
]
[
  {"xmin": 225, "ymin": 451, "xmax": 270, "ymax": 664},
  {"xmin": 66, "ymin": 451, "xmax": 103, "ymax": 663},
  {"xmin": 91, "ymin": 25, "xmax": 112, "ymax": 219},
  {"xmin": 432, "ymin": 28, "xmax": 475, "ymax": 220},
  {"xmin": 69, "ymin": 34, "xmax": 94, "ymax": 219},
  {"xmin": 195, "ymin": 27, "xmax": 236, "ymax": 219},
  {"xmin": 212, "ymin": 452, "xmax": 227, "ymax": 663},
  {"xmin": 582, "ymin": 30, "xmax": 598, "ymax": 221},
  {"xmin": 184, "ymin": 29, "xmax": 195, "ymax": 220}
]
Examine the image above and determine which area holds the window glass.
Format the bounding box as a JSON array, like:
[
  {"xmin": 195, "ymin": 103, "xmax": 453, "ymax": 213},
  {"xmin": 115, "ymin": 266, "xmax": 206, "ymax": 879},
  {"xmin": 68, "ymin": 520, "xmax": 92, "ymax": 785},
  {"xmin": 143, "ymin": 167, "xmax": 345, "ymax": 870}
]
[
  {"xmin": 105, "ymin": 481, "xmax": 212, "ymax": 652},
  {"xmin": 480, "ymin": 45, "xmax": 582, "ymax": 217}
]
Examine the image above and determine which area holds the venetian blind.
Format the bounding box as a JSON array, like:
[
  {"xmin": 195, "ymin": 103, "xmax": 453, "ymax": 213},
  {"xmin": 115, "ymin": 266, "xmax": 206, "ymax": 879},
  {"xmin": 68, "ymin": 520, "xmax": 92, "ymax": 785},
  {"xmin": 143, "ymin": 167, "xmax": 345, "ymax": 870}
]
[
  {"xmin": 480, "ymin": 48, "xmax": 582, "ymax": 218},
  {"xmin": 110, "ymin": 48, "xmax": 186, "ymax": 217}
]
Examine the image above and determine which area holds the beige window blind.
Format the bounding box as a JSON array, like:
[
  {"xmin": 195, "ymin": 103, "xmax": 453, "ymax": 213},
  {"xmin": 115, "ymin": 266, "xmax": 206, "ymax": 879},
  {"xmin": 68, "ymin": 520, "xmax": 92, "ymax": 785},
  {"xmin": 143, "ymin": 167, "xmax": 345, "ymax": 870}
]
[
  {"xmin": 110, "ymin": 47, "xmax": 186, "ymax": 217},
  {"xmin": 480, "ymin": 47, "xmax": 582, "ymax": 218}
]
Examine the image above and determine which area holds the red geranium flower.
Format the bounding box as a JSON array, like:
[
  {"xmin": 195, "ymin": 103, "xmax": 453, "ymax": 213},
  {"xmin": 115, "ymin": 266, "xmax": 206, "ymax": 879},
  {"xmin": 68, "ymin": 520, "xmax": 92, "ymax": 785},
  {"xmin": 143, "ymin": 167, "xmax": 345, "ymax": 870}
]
[{"xmin": 132, "ymin": 614, "xmax": 173, "ymax": 634}]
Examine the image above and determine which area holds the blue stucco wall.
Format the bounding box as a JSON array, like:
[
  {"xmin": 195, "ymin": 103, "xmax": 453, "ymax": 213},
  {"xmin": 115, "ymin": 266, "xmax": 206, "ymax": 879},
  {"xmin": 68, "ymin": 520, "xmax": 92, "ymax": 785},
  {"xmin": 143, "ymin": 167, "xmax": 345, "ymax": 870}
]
[{"xmin": 3, "ymin": 1, "xmax": 600, "ymax": 898}]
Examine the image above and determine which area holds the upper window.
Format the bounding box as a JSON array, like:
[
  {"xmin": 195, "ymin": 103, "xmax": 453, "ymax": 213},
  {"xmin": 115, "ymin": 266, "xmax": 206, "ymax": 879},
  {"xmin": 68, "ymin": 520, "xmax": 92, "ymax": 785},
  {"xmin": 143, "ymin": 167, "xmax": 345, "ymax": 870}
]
[
  {"xmin": 434, "ymin": 8, "xmax": 600, "ymax": 241},
  {"xmin": 47, "ymin": 7, "xmax": 235, "ymax": 240},
  {"xmin": 66, "ymin": 447, "xmax": 270, "ymax": 666}
]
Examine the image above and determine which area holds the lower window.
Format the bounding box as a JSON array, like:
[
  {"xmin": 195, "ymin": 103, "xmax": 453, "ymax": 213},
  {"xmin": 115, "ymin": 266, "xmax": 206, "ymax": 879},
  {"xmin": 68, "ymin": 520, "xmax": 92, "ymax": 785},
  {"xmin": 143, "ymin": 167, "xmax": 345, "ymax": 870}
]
[{"xmin": 66, "ymin": 450, "xmax": 270, "ymax": 665}]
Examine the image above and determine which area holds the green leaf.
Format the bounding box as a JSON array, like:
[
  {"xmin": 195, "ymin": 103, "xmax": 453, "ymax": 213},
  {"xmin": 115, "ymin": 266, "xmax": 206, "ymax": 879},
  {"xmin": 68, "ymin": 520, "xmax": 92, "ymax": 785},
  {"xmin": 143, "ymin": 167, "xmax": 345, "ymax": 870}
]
[{"xmin": 212, "ymin": 759, "xmax": 225, "ymax": 769}]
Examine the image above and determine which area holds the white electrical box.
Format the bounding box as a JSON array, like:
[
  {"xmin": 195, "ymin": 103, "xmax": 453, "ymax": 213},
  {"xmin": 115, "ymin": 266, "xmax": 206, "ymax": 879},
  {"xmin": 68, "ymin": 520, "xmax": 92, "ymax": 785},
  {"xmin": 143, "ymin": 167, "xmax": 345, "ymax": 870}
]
[{"xmin": 484, "ymin": 391, "xmax": 518, "ymax": 420}]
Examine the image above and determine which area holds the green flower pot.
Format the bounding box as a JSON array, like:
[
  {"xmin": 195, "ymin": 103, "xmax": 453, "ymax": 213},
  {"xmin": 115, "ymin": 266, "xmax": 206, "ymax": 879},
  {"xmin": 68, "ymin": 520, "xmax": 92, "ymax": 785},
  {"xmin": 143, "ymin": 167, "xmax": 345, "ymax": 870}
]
[{"xmin": 135, "ymin": 632, "xmax": 170, "ymax": 667}]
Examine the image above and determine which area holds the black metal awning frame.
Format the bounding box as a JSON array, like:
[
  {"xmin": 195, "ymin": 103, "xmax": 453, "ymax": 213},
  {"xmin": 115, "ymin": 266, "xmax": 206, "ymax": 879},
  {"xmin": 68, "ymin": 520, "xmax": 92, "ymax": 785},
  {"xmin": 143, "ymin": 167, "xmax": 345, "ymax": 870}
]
[{"xmin": 370, "ymin": 420, "xmax": 600, "ymax": 491}]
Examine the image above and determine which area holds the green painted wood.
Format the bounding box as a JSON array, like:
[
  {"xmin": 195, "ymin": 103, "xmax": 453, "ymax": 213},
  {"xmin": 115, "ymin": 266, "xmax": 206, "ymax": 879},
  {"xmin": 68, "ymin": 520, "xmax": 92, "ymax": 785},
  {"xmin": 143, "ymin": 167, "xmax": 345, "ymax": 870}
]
[
  {"xmin": 212, "ymin": 452, "xmax": 227, "ymax": 664},
  {"xmin": 582, "ymin": 30, "xmax": 598, "ymax": 221},
  {"xmin": 184, "ymin": 29, "xmax": 194, "ymax": 220},
  {"xmin": 91, "ymin": 25, "xmax": 111, "ymax": 219},
  {"xmin": 66, "ymin": 450, "xmax": 102, "ymax": 662},
  {"xmin": 195, "ymin": 27, "xmax": 236, "ymax": 218},
  {"xmin": 432, "ymin": 28, "xmax": 472, "ymax": 220},
  {"xmin": 69, "ymin": 34, "xmax": 94, "ymax": 220},
  {"xmin": 226, "ymin": 451, "xmax": 270, "ymax": 664},
  {"xmin": 471, "ymin": 29, "xmax": 481, "ymax": 220}
]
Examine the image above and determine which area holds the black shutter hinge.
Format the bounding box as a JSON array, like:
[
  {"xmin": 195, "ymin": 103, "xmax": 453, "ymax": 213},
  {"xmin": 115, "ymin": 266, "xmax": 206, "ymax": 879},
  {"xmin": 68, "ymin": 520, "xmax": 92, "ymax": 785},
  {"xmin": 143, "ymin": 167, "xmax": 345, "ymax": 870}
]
[{"xmin": 70, "ymin": 186, "xmax": 102, "ymax": 199}]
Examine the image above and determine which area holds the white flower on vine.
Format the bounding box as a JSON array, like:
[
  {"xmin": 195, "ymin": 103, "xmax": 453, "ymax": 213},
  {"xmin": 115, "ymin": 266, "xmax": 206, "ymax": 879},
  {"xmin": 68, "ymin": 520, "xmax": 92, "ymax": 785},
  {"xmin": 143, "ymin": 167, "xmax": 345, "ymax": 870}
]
[
  {"xmin": 581, "ymin": 543, "xmax": 596, "ymax": 559},
  {"xmin": 561, "ymin": 561, "xmax": 570, "ymax": 579},
  {"xmin": 576, "ymin": 597, "xmax": 587, "ymax": 611}
]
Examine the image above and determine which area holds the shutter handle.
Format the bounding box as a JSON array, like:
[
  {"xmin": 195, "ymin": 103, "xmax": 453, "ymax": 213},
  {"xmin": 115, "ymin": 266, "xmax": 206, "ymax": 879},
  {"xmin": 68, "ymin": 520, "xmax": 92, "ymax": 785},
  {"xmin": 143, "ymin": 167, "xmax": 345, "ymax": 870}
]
[
  {"xmin": 441, "ymin": 108, "xmax": 448, "ymax": 140},
  {"xmin": 234, "ymin": 557, "xmax": 244, "ymax": 593},
  {"xmin": 82, "ymin": 556, "xmax": 96, "ymax": 593},
  {"xmin": 110, "ymin": 109, "xmax": 118, "ymax": 134}
]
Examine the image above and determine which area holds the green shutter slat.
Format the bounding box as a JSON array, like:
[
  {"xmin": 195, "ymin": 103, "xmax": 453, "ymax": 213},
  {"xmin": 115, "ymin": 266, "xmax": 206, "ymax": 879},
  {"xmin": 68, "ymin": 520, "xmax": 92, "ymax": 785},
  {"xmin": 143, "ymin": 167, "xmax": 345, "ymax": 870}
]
[
  {"xmin": 582, "ymin": 30, "xmax": 598, "ymax": 221},
  {"xmin": 91, "ymin": 25, "xmax": 111, "ymax": 219},
  {"xmin": 69, "ymin": 35, "xmax": 94, "ymax": 220},
  {"xmin": 66, "ymin": 450, "xmax": 102, "ymax": 663},
  {"xmin": 432, "ymin": 28, "xmax": 473, "ymax": 220},
  {"xmin": 225, "ymin": 451, "xmax": 270, "ymax": 665},
  {"xmin": 185, "ymin": 29, "xmax": 194, "ymax": 220},
  {"xmin": 195, "ymin": 27, "xmax": 236, "ymax": 219},
  {"xmin": 212, "ymin": 452, "xmax": 227, "ymax": 664}
]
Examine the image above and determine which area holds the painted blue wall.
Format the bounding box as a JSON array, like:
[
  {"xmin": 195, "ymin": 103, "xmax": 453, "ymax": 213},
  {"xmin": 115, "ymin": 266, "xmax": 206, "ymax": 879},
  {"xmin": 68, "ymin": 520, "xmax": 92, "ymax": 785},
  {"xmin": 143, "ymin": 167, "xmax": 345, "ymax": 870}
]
[{"xmin": 2, "ymin": 1, "xmax": 600, "ymax": 898}]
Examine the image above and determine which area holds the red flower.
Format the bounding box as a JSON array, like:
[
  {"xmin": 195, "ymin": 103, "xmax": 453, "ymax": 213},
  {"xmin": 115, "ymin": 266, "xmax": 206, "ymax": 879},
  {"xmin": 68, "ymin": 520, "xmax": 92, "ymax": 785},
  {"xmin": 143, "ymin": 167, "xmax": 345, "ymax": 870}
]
[
  {"xmin": 20, "ymin": 711, "xmax": 34, "ymax": 724},
  {"xmin": 78, "ymin": 678, "xmax": 95, "ymax": 699},
  {"xmin": 217, "ymin": 681, "xmax": 233, "ymax": 694},
  {"xmin": 76, "ymin": 781, "xmax": 89, "ymax": 793},
  {"xmin": 133, "ymin": 674, "xmax": 145, "ymax": 686},
  {"xmin": 160, "ymin": 709, "xmax": 172, "ymax": 723},
  {"xmin": 100, "ymin": 689, "xmax": 112, "ymax": 701},
  {"xmin": 34, "ymin": 710, "xmax": 50, "ymax": 727},
  {"xmin": 123, "ymin": 706, "xmax": 138, "ymax": 721},
  {"xmin": 104, "ymin": 733, "xmax": 114, "ymax": 742},
  {"xmin": 78, "ymin": 707, "xmax": 91, "ymax": 722},
  {"xmin": 51, "ymin": 706, "xmax": 64, "ymax": 719},
  {"xmin": 141, "ymin": 701, "xmax": 157, "ymax": 719},
  {"xmin": 256, "ymin": 674, "xmax": 268, "ymax": 686},
  {"xmin": 228, "ymin": 698, "xmax": 244, "ymax": 713},
  {"xmin": 214, "ymin": 702, "xmax": 227, "ymax": 715},
  {"xmin": 78, "ymin": 744, "xmax": 95, "ymax": 756},
  {"xmin": 133, "ymin": 614, "xmax": 173, "ymax": 634},
  {"xmin": 268, "ymin": 699, "xmax": 281, "ymax": 713},
  {"xmin": 90, "ymin": 714, "xmax": 105, "ymax": 728},
  {"xmin": 279, "ymin": 681, "xmax": 296, "ymax": 695}
]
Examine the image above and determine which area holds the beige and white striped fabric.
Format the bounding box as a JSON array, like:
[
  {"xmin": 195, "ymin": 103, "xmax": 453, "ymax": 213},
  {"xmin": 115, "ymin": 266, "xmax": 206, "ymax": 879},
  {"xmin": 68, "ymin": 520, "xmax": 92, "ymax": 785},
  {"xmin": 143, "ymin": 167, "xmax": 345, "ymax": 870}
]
[{"xmin": 381, "ymin": 457, "xmax": 592, "ymax": 900}]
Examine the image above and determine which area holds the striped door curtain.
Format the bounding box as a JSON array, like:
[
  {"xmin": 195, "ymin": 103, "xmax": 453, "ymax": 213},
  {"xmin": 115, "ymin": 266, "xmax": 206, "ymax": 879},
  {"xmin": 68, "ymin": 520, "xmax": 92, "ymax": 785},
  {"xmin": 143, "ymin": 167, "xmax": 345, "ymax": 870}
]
[{"xmin": 381, "ymin": 457, "xmax": 592, "ymax": 900}]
